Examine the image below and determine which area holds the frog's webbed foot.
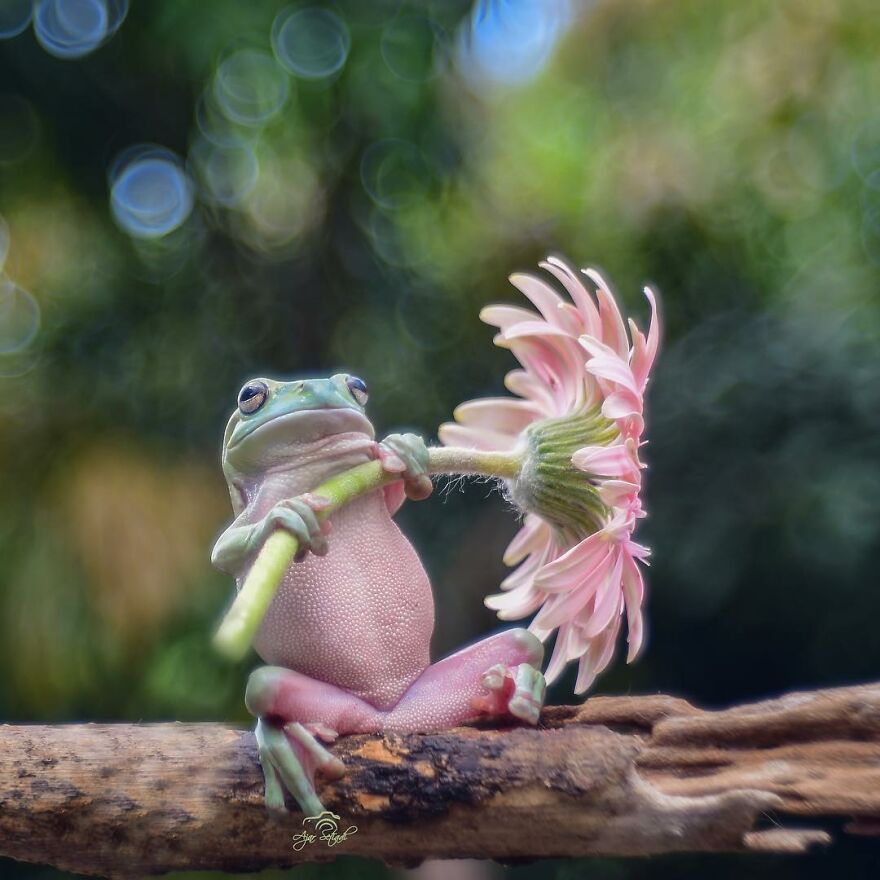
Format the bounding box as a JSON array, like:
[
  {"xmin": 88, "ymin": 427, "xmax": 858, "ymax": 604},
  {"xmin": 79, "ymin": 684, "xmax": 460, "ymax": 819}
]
[
  {"xmin": 265, "ymin": 493, "xmax": 332, "ymax": 561},
  {"xmin": 254, "ymin": 718, "xmax": 345, "ymax": 815},
  {"xmin": 375, "ymin": 433, "xmax": 432, "ymax": 500},
  {"xmin": 472, "ymin": 662, "xmax": 547, "ymax": 726}
]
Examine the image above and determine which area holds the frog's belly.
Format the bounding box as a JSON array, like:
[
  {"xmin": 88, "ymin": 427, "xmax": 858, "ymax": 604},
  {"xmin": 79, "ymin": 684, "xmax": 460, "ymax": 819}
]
[{"xmin": 251, "ymin": 498, "xmax": 434, "ymax": 710}]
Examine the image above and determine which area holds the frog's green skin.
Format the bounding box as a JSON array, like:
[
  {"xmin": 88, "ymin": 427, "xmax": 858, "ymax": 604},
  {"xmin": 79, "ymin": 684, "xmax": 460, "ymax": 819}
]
[{"xmin": 213, "ymin": 374, "xmax": 546, "ymax": 816}]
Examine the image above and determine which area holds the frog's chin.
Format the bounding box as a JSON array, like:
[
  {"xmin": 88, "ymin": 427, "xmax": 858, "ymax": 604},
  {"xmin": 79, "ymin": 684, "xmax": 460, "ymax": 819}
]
[{"xmin": 228, "ymin": 406, "xmax": 375, "ymax": 458}]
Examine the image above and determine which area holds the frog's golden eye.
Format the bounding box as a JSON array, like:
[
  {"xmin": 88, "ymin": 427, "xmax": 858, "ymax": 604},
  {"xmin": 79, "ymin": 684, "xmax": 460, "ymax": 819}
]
[
  {"xmin": 346, "ymin": 375, "xmax": 368, "ymax": 406},
  {"xmin": 238, "ymin": 380, "xmax": 268, "ymax": 415}
]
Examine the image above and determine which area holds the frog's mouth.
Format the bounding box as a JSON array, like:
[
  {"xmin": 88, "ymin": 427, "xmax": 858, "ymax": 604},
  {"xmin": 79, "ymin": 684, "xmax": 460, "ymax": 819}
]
[{"xmin": 230, "ymin": 405, "xmax": 375, "ymax": 450}]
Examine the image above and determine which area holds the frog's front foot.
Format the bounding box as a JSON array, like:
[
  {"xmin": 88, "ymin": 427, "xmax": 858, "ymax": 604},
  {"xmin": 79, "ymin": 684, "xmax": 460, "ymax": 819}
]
[
  {"xmin": 264, "ymin": 493, "xmax": 332, "ymax": 561},
  {"xmin": 375, "ymin": 433, "xmax": 432, "ymax": 500},
  {"xmin": 254, "ymin": 718, "xmax": 345, "ymax": 815},
  {"xmin": 472, "ymin": 661, "xmax": 547, "ymax": 725}
]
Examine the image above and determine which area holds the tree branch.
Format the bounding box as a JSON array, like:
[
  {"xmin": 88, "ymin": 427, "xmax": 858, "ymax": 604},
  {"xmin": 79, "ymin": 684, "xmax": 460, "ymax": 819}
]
[{"xmin": 3, "ymin": 681, "xmax": 880, "ymax": 877}]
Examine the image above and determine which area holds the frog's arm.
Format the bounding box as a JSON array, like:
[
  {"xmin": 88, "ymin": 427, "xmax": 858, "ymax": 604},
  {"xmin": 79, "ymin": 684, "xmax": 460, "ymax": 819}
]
[
  {"xmin": 211, "ymin": 516, "xmax": 262, "ymax": 574},
  {"xmin": 211, "ymin": 495, "xmax": 331, "ymax": 575},
  {"xmin": 212, "ymin": 433, "xmax": 428, "ymax": 574}
]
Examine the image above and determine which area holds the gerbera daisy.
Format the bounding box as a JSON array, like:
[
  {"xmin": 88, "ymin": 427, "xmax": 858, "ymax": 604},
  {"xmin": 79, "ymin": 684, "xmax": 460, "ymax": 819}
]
[{"xmin": 439, "ymin": 256, "xmax": 660, "ymax": 693}]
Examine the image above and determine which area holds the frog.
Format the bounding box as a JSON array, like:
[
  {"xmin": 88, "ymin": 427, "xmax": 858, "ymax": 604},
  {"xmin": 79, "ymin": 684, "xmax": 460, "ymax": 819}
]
[{"xmin": 212, "ymin": 374, "xmax": 547, "ymax": 815}]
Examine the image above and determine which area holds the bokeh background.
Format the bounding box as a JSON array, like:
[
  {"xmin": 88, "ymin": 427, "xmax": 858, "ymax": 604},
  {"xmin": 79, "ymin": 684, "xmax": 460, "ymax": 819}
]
[{"xmin": 1, "ymin": 0, "xmax": 879, "ymax": 877}]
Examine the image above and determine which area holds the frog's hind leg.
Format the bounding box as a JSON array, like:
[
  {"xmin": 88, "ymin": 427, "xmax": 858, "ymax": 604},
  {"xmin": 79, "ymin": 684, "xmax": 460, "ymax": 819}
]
[
  {"xmin": 245, "ymin": 666, "xmax": 381, "ymax": 815},
  {"xmin": 244, "ymin": 628, "xmax": 546, "ymax": 814},
  {"xmin": 253, "ymin": 719, "xmax": 345, "ymax": 815},
  {"xmin": 382, "ymin": 627, "xmax": 547, "ymax": 732}
]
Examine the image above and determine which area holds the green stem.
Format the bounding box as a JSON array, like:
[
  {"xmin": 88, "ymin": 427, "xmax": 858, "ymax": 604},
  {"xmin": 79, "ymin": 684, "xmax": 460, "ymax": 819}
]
[
  {"xmin": 426, "ymin": 446, "xmax": 522, "ymax": 479},
  {"xmin": 212, "ymin": 446, "xmax": 522, "ymax": 661}
]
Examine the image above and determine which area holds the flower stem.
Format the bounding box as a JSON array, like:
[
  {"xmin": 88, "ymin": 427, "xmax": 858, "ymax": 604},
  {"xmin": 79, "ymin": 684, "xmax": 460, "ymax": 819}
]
[
  {"xmin": 212, "ymin": 446, "xmax": 522, "ymax": 661},
  {"xmin": 427, "ymin": 445, "xmax": 522, "ymax": 479}
]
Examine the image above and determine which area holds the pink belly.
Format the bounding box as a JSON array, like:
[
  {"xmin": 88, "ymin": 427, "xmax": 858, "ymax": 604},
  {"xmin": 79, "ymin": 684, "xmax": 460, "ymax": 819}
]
[{"xmin": 252, "ymin": 495, "xmax": 434, "ymax": 709}]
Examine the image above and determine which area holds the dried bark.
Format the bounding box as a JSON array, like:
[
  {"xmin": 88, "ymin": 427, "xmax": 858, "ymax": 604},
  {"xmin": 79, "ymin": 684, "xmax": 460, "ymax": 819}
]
[{"xmin": 2, "ymin": 681, "xmax": 880, "ymax": 878}]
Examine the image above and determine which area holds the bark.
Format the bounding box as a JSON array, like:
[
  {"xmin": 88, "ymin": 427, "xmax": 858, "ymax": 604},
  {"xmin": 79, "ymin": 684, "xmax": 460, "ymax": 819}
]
[{"xmin": 2, "ymin": 681, "xmax": 880, "ymax": 878}]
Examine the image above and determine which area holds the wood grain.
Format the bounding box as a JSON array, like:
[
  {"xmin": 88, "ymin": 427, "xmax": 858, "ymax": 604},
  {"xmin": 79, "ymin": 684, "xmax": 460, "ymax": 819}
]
[{"xmin": 3, "ymin": 681, "xmax": 879, "ymax": 877}]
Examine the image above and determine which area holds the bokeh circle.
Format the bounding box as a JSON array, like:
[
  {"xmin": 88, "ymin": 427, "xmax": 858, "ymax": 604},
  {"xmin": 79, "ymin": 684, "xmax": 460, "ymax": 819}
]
[
  {"xmin": 110, "ymin": 146, "xmax": 194, "ymax": 239},
  {"xmin": 271, "ymin": 7, "xmax": 350, "ymax": 80}
]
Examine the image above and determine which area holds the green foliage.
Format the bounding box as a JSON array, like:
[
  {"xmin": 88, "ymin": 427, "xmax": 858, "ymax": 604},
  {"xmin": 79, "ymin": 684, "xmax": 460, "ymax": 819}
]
[{"xmin": 1, "ymin": 1, "xmax": 879, "ymax": 877}]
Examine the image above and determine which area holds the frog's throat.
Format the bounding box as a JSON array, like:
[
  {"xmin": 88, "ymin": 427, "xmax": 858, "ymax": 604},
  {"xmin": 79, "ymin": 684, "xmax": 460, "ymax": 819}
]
[
  {"xmin": 227, "ymin": 429, "xmax": 378, "ymax": 510},
  {"xmin": 228, "ymin": 406, "xmax": 374, "ymax": 452}
]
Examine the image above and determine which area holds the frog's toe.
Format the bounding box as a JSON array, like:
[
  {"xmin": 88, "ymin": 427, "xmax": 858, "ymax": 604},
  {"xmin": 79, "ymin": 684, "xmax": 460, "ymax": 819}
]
[
  {"xmin": 258, "ymin": 747, "xmax": 288, "ymax": 813},
  {"xmin": 480, "ymin": 663, "xmax": 509, "ymax": 692},
  {"xmin": 508, "ymin": 664, "xmax": 546, "ymax": 726},
  {"xmin": 304, "ymin": 721, "xmax": 340, "ymax": 744},
  {"xmin": 378, "ymin": 433, "xmax": 432, "ymax": 500},
  {"xmin": 473, "ymin": 662, "xmax": 546, "ymax": 725},
  {"xmin": 374, "ymin": 441, "xmax": 407, "ymax": 474},
  {"xmin": 254, "ymin": 719, "xmax": 344, "ymax": 816},
  {"xmin": 271, "ymin": 495, "xmax": 331, "ymax": 559},
  {"xmin": 286, "ymin": 722, "xmax": 346, "ymax": 780}
]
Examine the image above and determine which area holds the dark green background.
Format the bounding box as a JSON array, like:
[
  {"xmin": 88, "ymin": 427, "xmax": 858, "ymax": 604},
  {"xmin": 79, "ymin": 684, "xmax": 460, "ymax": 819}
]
[{"xmin": 1, "ymin": 1, "xmax": 879, "ymax": 877}]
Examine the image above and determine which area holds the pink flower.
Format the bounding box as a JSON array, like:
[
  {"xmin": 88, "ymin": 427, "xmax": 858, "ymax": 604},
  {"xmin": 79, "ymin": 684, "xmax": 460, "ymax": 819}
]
[{"xmin": 439, "ymin": 256, "xmax": 660, "ymax": 694}]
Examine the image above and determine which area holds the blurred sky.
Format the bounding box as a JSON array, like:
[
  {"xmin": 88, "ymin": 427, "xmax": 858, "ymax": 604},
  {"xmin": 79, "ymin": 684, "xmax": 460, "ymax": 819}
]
[{"xmin": 1, "ymin": 1, "xmax": 880, "ymax": 878}]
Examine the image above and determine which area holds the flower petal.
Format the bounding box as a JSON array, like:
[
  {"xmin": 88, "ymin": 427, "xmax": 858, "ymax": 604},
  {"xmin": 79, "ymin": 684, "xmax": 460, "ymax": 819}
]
[
  {"xmin": 602, "ymin": 391, "xmax": 641, "ymax": 421},
  {"xmin": 506, "ymin": 335, "xmax": 587, "ymax": 415},
  {"xmin": 499, "ymin": 535, "xmax": 557, "ymax": 591},
  {"xmin": 480, "ymin": 304, "xmax": 539, "ymax": 331},
  {"xmin": 622, "ymin": 553, "xmax": 646, "ymax": 662},
  {"xmin": 503, "ymin": 513, "xmax": 552, "ymax": 566},
  {"xmin": 503, "ymin": 321, "xmax": 580, "ymax": 342},
  {"xmin": 582, "ymin": 348, "xmax": 640, "ymax": 397},
  {"xmin": 436, "ymin": 422, "xmax": 518, "ymax": 451},
  {"xmin": 531, "ymin": 547, "xmax": 614, "ymax": 630},
  {"xmin": 581, "ymin": 551, "xmax": 624, "ymax": 638},
  {"xmin": 582, "ymin": 268, "xmax": 630, "ymax": 358},
  {"xmin": 574, "ymin": 619, "xmax": 620, "ymax": 694},
  {"xmin": 454, "ymin": 397, "xmax": 543, "ymax": 434},
  {"xmin": 533, "ymin": 531, "xmax": 607, "ymax": 589},
  {"xmin": 503, "ymin": 368, "xmax": 557, "ymax": 414},
  {"xmin": 485, "ymin": 582, "xmax": 545, "ymax": 619},
  {"xmin": 631, "ymin": 287, "xmax": 660, "ymax": 391},
  {"xmin": 598, "ymin": 479, "xmax": 640, "ymax": 508},
  {"xmin": 571, "ymin": 444, "xmax": 638, "ymax": 479},
  {"xmin": 541, "ymin": 256, "xmax": 602, "ymax": 338},
  {"xmin": 509, "ymin": 272, "xmax": 568, "ymax": 329},
  {"xmin": 542, "ymin": 622, "xmax": 576, "ymax": 684}
]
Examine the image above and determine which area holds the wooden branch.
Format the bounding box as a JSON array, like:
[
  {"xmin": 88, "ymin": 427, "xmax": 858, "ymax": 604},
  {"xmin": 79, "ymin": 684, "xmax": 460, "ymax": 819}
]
[{"xmin": 3, "ymin": 681, "xmax": 880, "ymax": 878}]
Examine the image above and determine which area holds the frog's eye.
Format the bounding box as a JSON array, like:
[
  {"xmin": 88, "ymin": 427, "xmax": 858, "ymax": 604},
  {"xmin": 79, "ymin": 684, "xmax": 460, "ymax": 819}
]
[
  {"xmin": 238, "ymin": 381, "xmax": 268, "ymax": 415},
  {"xmin": 346, "ymin": 375, "xmax": 368, "ymax": 406}
]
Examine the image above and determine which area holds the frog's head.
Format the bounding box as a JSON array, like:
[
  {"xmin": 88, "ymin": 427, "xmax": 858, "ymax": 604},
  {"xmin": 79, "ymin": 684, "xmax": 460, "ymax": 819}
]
[{"xmin": 222, "ymin": 373, "xmax": 374, "ymax": 474}]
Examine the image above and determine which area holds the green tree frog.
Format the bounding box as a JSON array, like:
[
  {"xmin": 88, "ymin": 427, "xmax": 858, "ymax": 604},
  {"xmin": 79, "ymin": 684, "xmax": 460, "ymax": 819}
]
[{"xmin": 213, "ymin": 374, "xmax": 546, "ymax": 815}]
